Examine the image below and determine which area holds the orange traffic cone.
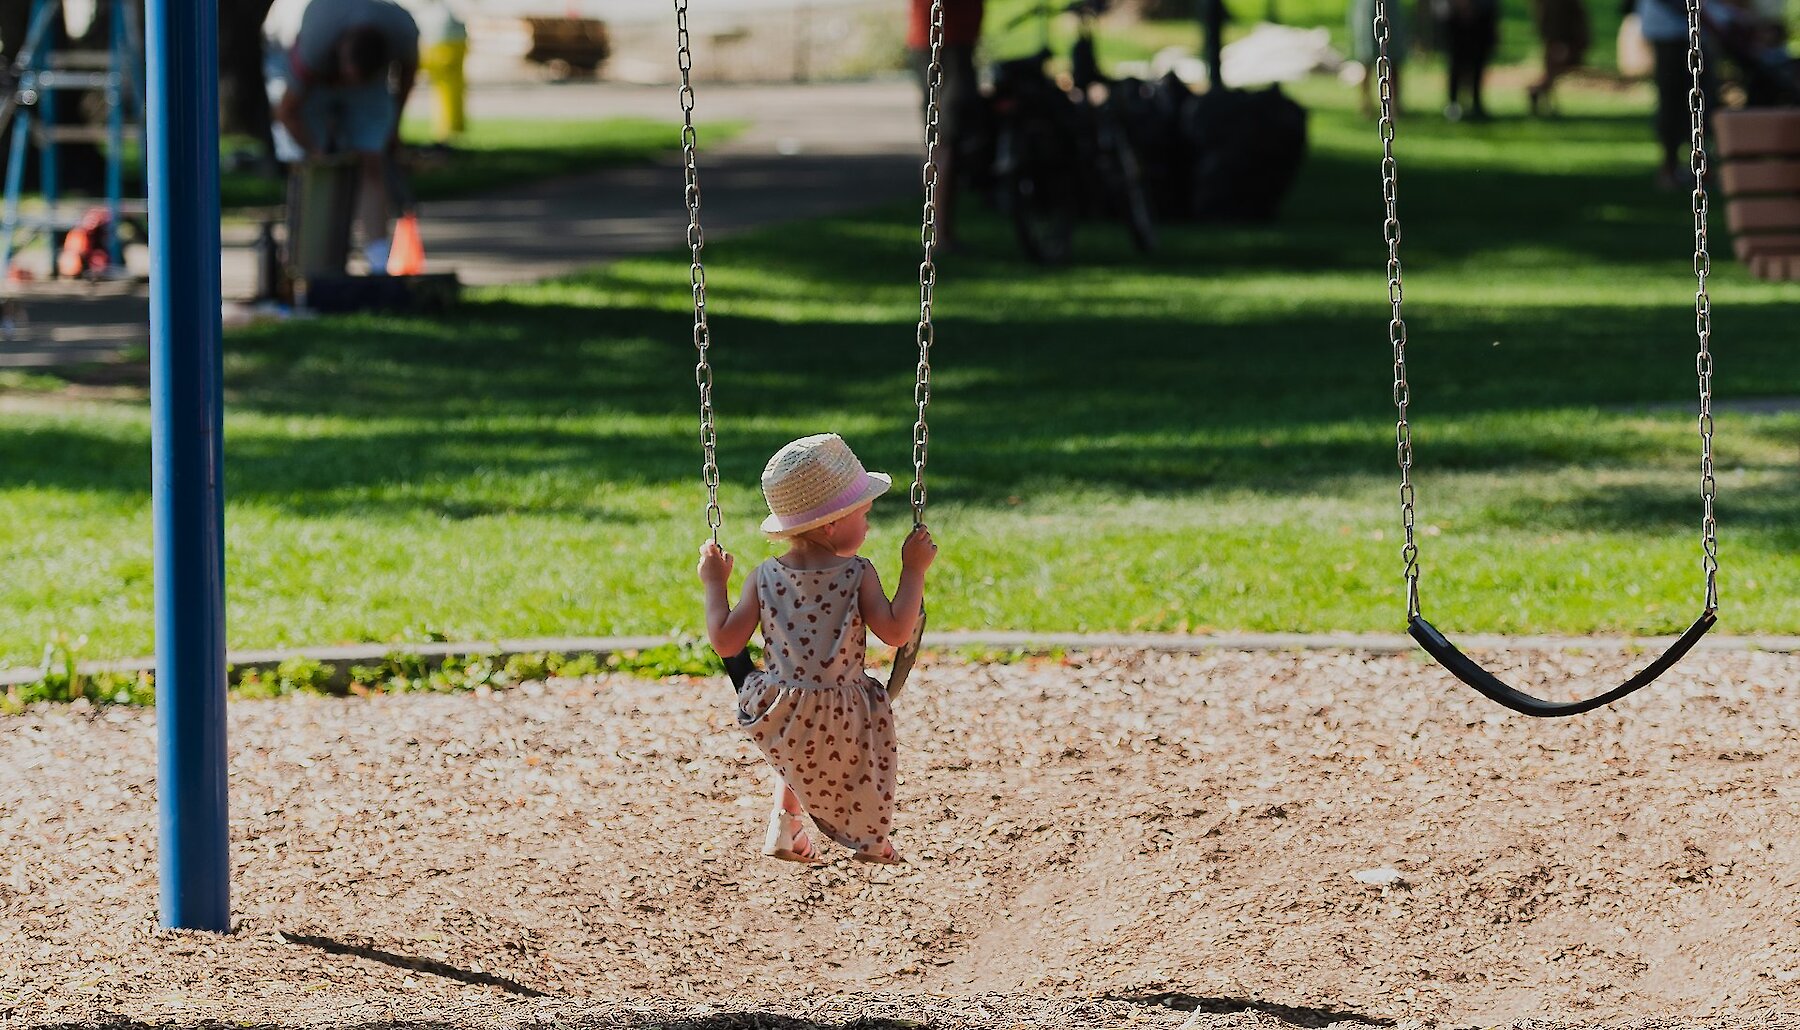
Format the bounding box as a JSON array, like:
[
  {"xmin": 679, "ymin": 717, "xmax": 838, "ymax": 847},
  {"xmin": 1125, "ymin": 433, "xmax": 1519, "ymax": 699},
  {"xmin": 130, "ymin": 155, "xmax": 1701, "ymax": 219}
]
[
  {"xmin": 58, "ymin": 227, "xmax": 90, "ymax": 279},
  {"xmin": 387, "ymin": 213, "xmax": 425, "ymax": 275}
]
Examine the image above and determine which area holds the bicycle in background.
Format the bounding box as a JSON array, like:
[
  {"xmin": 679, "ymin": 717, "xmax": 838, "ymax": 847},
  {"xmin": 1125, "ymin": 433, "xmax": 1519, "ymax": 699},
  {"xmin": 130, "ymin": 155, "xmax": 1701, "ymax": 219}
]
[{"xmin": 984, "ymin": 0, "xmax": 1156, "ymax": 264}]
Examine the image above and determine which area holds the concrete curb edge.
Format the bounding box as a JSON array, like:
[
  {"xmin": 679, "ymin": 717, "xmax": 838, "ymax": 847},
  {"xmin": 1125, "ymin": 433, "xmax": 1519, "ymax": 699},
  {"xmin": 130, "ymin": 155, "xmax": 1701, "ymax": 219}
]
[{"xmin": 4, "ymin": 630, "xmax": 1796, "ymax": 688}]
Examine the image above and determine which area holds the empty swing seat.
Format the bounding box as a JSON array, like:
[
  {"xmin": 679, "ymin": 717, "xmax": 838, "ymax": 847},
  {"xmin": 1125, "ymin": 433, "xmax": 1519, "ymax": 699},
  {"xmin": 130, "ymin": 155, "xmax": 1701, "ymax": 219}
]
[{"xmin": 1715, "ymin": 108, "xmax": 1800, "ymax": 281}]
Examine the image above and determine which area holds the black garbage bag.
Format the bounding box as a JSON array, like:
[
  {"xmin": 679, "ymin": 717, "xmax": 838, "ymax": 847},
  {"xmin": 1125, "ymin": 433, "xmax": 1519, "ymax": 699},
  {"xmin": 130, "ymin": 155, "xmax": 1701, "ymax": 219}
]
[{"xmin": 1178, "ymin": 84, "xmax": 1308, "ymax": 221}]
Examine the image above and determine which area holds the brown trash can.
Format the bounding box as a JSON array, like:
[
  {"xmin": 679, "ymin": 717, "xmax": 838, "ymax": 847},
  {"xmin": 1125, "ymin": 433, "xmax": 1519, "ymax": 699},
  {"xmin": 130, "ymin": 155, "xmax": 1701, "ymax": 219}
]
[{"xmin": 285, "ymin": 156, "xmax": 359, "ymax": 280}]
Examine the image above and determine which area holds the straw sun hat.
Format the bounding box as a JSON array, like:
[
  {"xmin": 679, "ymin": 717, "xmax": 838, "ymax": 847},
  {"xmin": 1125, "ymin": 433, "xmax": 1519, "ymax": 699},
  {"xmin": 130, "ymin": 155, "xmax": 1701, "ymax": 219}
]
[{"xmin": 760, "ymin": 433, "xmax": 891, "ymax": 538}]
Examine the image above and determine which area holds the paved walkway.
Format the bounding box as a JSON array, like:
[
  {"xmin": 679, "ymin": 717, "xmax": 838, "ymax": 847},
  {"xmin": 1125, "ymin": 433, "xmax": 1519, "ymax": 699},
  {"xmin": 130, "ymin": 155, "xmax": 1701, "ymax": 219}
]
[{"xmin": 0, "ymin": 80, "xmax": 922, "ymax": 369}]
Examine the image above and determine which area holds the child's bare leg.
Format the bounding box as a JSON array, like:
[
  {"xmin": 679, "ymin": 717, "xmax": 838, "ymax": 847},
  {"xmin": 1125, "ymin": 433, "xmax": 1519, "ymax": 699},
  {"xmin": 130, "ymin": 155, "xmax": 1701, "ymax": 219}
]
[{"xmin": 762, "ymin": 773, "xmax": 817, "ymax": 862}]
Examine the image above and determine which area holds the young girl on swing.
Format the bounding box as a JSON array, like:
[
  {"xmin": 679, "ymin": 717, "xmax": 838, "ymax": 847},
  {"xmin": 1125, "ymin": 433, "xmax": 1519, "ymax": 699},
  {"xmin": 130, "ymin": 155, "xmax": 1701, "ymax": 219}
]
[{"xmin": 697, "ymin": 433, "xmax": 937, "ymax": 864}]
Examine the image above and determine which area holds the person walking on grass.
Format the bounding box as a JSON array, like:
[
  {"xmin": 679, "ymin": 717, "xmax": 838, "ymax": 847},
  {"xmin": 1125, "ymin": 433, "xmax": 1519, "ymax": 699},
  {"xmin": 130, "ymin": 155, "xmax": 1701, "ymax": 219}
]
[
  {"xmin": 1350, "ymin": 0, "xmax": 1410, "ymax": 118},
  {"xmin": 1633, "ymin": 0, "xmax": 1716, "ymax": 189},
  {"xmin": 908, "ymin": 0, "xmax": 986, "ymax": 252},
  {"xmin": 264, "ymin": 0, "xmax": 419, "ymax": 271},
  {"xmin": 1435, "ymin": 0, "xmax": 1499, "ymax": 120},
  {"xmin": 698, "ymin": 434, "xmax": 937, "ymax": 865},
  {"xmin": 1527, "ymin": 0, "xmax": 1591, "ymax": 116}
]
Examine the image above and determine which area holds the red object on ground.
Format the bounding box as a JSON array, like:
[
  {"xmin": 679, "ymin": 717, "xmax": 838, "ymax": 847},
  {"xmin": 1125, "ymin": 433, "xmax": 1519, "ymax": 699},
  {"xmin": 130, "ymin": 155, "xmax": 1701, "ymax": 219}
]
[
  {"xmin": 388, "ymin": 213, "xmax": 426, "ymax": 275},
  {"xmin": 58, "ymin": 208, "xmax": 112, "ymax": 279},
  {"xmin": 907, "ymin": 0, "xmax": 984, "ymax": 50}
]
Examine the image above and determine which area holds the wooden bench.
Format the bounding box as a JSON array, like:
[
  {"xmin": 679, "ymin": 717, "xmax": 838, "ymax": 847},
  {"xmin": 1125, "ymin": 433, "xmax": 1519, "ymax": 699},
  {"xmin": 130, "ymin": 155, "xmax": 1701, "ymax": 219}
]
[{"xmin": 1715, "ymin": 108, "xmax": 1800, "ymax": 281}]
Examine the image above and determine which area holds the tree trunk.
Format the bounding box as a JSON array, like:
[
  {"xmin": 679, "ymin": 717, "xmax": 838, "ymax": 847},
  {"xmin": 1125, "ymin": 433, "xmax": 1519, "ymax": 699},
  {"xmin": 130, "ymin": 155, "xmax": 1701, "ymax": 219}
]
[
  {"xmin": 1200, "ymin": 0, "xmax": 1225, "ymax": 91},
  {"xmin": 219, "ymin": 0, "xmax": 277, "ymax": 157}
]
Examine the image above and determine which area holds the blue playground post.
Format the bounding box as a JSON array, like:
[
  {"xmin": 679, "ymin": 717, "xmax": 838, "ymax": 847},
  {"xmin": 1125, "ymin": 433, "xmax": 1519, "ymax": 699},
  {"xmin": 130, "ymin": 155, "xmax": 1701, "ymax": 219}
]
[
  {"xmin": 105, "ymin": 0, "xmax": 128, "ymax": 270},
  {"xmin": 148, "ymin": 0, "xmax": 230, "ymax": 931}
]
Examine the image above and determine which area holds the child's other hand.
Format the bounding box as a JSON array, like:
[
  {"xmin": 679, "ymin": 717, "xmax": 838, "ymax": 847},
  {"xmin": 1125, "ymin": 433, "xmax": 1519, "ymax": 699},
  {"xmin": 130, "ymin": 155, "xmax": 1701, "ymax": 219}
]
[
  {"xmin": 697, "ymin": 541, "xmax": 734, "ymax": 585},
  {"xmin": 901, "ymin": 525, "xmax": 938, "ymax": 572}
]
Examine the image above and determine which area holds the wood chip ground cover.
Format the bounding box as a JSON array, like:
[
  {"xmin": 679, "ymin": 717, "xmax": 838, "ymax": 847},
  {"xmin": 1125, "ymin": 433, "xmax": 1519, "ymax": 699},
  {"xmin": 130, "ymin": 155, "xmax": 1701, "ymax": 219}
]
[{"xmin": 3, "ymin": 649, "xmax": 1798, "ymax": 1029}]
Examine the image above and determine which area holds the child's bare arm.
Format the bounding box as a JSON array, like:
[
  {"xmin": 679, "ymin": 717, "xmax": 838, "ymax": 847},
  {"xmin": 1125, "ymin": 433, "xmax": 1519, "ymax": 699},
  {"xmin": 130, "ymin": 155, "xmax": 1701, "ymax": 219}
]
[
  {"xmin": 699, "ymin": 543, "xmax": 759, "ymax": 656},
  {"xmin": 858, "ymin": 527, "xmax": 936, "ymax": 646}
]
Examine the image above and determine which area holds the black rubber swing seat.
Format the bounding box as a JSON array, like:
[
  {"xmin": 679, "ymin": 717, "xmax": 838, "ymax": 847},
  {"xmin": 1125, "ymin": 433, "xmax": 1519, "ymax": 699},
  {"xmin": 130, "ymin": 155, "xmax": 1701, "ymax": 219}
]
[
  {"xmin": 1408, "ymin": 610, "xmax": 1717, "ymax": 718},
  {"xmin": 721, "ymin": 608, "xmax": 928, "ymax": 695}
]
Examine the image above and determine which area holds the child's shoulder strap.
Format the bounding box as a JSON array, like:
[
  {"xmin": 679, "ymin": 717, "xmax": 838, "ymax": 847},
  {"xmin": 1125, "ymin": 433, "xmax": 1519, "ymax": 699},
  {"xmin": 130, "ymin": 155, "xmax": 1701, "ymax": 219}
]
[{"xmin": 750, "ymin": 556, "xmax": 780, "ymax": 589}]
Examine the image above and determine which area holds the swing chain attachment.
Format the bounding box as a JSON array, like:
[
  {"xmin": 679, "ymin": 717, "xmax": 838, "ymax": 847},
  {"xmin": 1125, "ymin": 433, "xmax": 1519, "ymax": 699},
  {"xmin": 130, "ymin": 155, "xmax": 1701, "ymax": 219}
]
[
  {"xmin": 676, "ymin": 0, "xmax": 722, "ymax": 543},
  {"xmin": 1685, "ymin": 0, "xmax": 1719, "ymax": 613},
  {"xmin": 911, "ymin": 0, "xmax": 947, "ymax": 529},
  {"xmin": 1372, "ymin": 1, "xmax": 1419, "ymax": 618}
]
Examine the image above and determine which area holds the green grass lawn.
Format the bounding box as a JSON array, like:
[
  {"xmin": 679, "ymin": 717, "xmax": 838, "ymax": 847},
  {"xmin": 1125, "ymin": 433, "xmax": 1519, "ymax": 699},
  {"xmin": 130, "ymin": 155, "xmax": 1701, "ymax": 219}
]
[{"xmin": 2, "ymin": 78, "xmax": 1796, "ymax": 665}]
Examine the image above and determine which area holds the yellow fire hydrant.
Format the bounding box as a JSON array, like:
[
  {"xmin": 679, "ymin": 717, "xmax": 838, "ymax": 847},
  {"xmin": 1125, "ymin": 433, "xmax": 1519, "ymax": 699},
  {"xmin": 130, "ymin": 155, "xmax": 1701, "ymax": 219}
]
[{"xmin": 416, "ymin": 0, "xmax": 468, "ymax": 141}]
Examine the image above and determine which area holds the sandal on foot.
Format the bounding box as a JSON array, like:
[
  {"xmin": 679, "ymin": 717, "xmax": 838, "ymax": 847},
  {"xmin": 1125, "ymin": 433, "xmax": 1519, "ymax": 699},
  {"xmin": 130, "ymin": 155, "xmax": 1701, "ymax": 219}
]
[
  {"xmin": 762, "ymin": 809, "xmax": 820, "ymax": 863},
  {"xmin": 852, "ymin": 841, "xmax": 905, "ymax": 865}
]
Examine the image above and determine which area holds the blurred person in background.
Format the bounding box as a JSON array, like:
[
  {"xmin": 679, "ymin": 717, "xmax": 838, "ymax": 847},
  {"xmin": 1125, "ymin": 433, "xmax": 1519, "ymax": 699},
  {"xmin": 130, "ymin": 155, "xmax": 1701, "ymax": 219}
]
[
  {"xmin": 1527, "ymin": 0, "xmax": 1590, "ymax": 115},
  {"xmin": 264, "ymin": 0, "xmax": 419, "ymax": 270},
  {"xmin": 907, "ymin": 0, "xmax": 985, "ymax": 252},
  {"xmin": 1434, "ymin": 0, "xmax": 1498, "ymax": 120},
  {"xmin": 1632, "ymin": 0, "xmax": 1714, "ymax": 187},
  {"xmin": 1349, "ymin": 0, "xmax": 1410, "ymax": 117}
]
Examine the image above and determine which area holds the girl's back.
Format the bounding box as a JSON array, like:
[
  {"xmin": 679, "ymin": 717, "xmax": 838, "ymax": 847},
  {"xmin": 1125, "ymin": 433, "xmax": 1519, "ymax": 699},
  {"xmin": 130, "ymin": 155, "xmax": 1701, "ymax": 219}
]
[{"xmin": 754, "ymin": 557, "xmax": 873, "ymax": 690}]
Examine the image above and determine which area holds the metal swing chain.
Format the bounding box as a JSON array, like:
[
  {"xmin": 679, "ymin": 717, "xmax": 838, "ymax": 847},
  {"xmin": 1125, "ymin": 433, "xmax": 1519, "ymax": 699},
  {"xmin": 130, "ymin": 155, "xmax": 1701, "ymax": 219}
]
[
  {"xmin": 1685, "ymin": 0, "xmax": 1720, "ymax": 613},
  {"xmin": 911, "ymin": 0, "xmax": 947, "ymax": 528},
  {"xmin": 675, "ymin": 0, "xmax": 722, "ymax": 544},
  {"xmin": 1374, "ymin": 0, "xmax": 1718, "ymax": 620},
  {"xmin": 1372, "ymin": 0, "xmax": 1418, "ymax": 618}
]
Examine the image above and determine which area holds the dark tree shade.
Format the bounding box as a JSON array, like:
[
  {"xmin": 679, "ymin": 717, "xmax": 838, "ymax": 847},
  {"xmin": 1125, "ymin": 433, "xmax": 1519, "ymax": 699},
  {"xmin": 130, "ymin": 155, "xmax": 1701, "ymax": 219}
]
[{"xmin": 220, "ymin": 0, "xmax": 278, "ymax": 152}]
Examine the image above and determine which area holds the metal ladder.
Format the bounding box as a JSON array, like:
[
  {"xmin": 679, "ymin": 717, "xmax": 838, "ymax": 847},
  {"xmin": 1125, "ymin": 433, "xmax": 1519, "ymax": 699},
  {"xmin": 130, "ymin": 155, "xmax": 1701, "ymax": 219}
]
[{"xmin": 0, "ymin": 0, "xmax": 146, "ymax": 286}]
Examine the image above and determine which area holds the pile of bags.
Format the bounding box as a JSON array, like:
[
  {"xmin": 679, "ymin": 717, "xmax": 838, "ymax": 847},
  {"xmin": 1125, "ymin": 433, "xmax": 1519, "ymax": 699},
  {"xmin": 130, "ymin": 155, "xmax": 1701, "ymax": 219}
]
[{"xmin": 1109, "ymin": 73, "xmax": 1308, "ymax": 222}]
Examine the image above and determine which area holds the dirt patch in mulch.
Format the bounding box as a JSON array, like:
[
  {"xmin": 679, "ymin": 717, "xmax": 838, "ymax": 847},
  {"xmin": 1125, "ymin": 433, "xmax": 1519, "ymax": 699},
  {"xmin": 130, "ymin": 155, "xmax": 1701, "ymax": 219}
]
[{"xmin": 4, "ymin": 648, "xmax": 1799, "ymax": 1029}]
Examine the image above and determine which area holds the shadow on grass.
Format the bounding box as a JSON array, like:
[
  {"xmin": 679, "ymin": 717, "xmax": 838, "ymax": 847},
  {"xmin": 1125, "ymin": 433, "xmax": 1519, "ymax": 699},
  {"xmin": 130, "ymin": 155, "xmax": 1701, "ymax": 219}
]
[
  {"xmin": 5, "ymin": 107, "xmax": 1793, "ymax": 537},
  {"xmin": 1479, "ymin": 477, "xmax": 1800, "ymax": 548},
  {"xmin": 1, "ymin": 292, "xmax": 1793, "ymax": 530}
]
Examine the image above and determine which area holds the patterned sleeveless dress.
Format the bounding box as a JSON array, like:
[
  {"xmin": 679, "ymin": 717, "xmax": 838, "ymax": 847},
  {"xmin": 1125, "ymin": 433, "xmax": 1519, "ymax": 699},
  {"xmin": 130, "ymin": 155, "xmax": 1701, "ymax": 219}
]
[{"xmin": 737, "ymin": 556, "xmax": 899, "ymax": 854}]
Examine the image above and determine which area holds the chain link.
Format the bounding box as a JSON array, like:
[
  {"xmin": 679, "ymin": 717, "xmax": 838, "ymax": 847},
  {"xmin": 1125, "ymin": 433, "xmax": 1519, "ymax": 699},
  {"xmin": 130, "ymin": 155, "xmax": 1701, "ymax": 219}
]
[
  {"xmin": 675, "ymin": 0, "xmax": 722, "ymax": 542},
  {"xmin": 1372, "ymin": 2, "xmax": 1419, "ymax": 618},
  {"xmin": 911, "ymin": 0, "xmax": 947, "ymax": 527},
  {"xmin": 1685, "ymin": 0, "xmax": 1718, "ymax": 611}
]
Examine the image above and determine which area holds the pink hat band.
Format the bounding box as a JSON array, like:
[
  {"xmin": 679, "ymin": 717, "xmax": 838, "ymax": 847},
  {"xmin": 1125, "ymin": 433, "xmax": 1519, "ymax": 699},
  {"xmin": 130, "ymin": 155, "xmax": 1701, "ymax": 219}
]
[{"xmin": 770, "ymin": 478, "xmax": 875, "ymax": 532}]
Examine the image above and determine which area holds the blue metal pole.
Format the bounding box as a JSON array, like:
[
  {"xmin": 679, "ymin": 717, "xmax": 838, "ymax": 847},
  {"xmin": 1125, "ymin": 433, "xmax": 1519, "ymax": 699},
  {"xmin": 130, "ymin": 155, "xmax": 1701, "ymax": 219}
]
[
  {"xmin": 148, "ymin": 0, "xmax": 229, "ymax": 932},
  {"xmin": 39, "ymin": 45, "xmax": 58, "ymax": 276},
  {"xmin": 105, "ymin": 0, "xmax": 127, "ymax": 270},
  {"xmin": 1, "ymin": 112, "xmax": 31, "ymax": 284}
]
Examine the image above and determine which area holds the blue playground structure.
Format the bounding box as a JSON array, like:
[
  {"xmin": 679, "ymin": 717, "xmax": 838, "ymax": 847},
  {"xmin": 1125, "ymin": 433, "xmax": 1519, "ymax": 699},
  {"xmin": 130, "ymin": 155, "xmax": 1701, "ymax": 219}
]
[{"xmin": 0, "ymin": 0, "xmax": 146, "ymax": 283}]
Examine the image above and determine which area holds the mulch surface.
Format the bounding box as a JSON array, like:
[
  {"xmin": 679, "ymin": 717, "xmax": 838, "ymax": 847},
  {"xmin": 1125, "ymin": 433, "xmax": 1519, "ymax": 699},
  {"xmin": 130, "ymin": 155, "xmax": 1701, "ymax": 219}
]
[{"xmin": 4, "ymin": 648, "xmax": 1799, "ymax": 1028}]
